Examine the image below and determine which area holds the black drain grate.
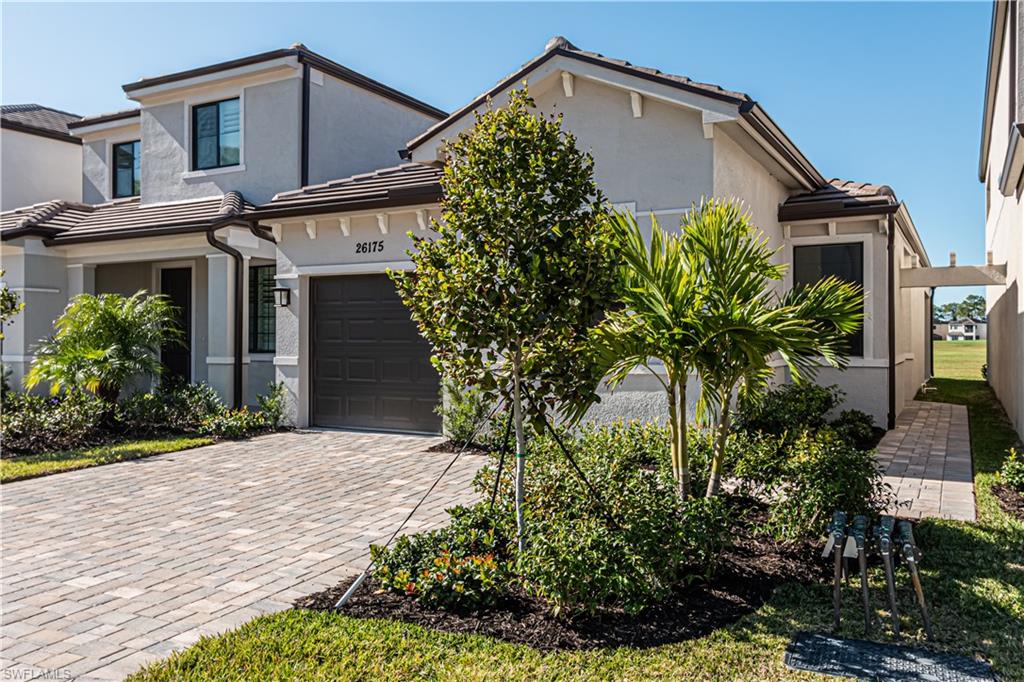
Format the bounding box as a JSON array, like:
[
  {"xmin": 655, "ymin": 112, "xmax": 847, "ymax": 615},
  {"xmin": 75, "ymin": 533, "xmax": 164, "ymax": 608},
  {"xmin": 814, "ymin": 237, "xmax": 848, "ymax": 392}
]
[{"xmin": 784, "ymin": 632, "xmax": 995, "ymax": 681}]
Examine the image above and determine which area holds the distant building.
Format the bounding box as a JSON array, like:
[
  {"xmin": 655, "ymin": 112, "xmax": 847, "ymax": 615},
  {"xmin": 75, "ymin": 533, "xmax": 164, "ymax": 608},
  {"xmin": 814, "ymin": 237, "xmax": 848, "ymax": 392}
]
[
  {"xmin": 934, "ymin": 318, "xmax": 987, "ymax": 340},
  {"xmin": 0, "ymin": 104, "xmax": 82, "ymax": 210}
]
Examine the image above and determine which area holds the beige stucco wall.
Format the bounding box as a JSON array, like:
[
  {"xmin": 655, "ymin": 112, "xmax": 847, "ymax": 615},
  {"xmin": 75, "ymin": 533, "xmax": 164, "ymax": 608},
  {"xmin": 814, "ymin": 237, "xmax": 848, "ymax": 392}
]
[
  {"xmin": 1, "ymin": 129, "xmax": 82, "ymax": 210},
  {"xmin": 892, "ymin": 222, "xmax": 932, "ymax": 418},
  {"xmin": 984, "ymin": 12, "xmax": 1024, "ymax": 439}
]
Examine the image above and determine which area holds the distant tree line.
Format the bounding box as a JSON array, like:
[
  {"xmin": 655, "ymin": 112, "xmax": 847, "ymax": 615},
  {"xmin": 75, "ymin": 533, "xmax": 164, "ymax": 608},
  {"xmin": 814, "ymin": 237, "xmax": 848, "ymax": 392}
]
[{"xmin": 933, "ymin": 294, "xmax": 986, "ymax": 323}]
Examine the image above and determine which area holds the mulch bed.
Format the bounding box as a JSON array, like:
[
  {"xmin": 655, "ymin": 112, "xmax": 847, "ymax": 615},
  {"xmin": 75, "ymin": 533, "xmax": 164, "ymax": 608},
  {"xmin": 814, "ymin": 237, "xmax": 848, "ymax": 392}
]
[
  {"xmin": 992, "ymin": 483, "xmax": 1024, "ymax": 521},
  {"xmin": 425, "ymin": 439, "xmax": 489, "ymax": 456},
  {"xmin": 295, "ymin": 503, "xmax": 827, "ymax": 651}
]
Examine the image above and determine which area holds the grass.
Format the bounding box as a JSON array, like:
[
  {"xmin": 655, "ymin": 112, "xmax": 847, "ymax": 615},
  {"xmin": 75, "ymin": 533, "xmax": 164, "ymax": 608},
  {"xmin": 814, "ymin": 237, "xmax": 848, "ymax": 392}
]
[
  {"xmin": 0, "ymin": 436, "xmax": 214, "ymax": 483},
  {"xmin": 131, "ymin": 382, "xmax": 1024, "ymax": 681},
  {"xmin": 932, "ymin": 340, "xmax": 986, "ymax": 380}
]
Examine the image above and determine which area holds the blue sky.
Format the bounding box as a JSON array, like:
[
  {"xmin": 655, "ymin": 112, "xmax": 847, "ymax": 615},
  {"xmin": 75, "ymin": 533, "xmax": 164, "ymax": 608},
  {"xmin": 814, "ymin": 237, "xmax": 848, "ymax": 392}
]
[{"xmin": 2, "ymin": 2, "xmax": 992, "ymax": 305}]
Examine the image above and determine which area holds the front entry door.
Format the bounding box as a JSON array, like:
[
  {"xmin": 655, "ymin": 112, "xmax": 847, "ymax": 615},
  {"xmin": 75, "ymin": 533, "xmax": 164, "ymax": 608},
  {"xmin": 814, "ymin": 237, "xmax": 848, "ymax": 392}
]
[{"xmin": 160, "ymin": 267, "xmax": 191, "ymax": 383}]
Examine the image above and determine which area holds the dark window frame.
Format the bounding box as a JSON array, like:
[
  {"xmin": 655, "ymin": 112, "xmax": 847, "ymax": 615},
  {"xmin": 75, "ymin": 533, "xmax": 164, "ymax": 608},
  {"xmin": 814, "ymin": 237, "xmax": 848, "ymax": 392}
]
[
  {"xmin": 792, "ymin": 241, "xmax": 865, "ymax": 358},
  {"xmin": 112, "ymin": 139, "xmax": 141, "ymax": 198},
  {"xmin": 191, "ymin": 97, "xmax": 241, "ymax": 171},
  {"xmin": 248, "ymin": 264, "xmax": 276, "ymax": 354}
]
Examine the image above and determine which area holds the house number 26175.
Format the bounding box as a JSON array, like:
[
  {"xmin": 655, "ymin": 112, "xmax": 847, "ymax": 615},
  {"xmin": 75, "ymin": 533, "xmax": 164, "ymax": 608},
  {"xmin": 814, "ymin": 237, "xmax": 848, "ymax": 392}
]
[{"xmin": 355, "ymin": 240, "xmax": 384, "ymax": 254}]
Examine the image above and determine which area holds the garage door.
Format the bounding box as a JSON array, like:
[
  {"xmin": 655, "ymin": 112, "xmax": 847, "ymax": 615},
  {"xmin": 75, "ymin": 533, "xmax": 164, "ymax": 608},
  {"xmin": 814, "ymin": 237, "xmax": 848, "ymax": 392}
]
[{"xmin": 311, "ymin": 274, "xmax": 441, "ymax": 433}]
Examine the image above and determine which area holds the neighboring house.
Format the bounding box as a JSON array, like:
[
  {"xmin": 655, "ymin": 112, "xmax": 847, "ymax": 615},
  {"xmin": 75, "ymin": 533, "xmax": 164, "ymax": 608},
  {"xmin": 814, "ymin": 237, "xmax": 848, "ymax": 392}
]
[
  {"xmin": 0, "ymin": 44, "xmax": 445, "ymax": 409},
  {"xmin": 945, "ymin": 318, "xmax": 987, "ymax": 341},
  {"xmin": 258, "ymin": 36, "xmax": 933, "ymax": 431},
  {"xmin": 1, "ymin": 37, "xmax": 939, "ymax": 433},
  {"xmin": 1, "ymin": 104, "xmax": 82, "ymax": 210},
  {"xmin": 981, "ymin": 0, "xmax": 1024, "ymax": 438}
]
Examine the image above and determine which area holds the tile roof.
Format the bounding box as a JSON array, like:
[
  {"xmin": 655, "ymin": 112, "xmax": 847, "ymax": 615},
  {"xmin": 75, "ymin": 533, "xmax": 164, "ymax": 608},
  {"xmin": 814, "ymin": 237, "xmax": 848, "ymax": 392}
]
[
  {"xmin": 0, "ymin": 193, "xmax": 253, "ymax": 244},
  {"xmin": 257, "ymin": 163, "xmax": 442, "ymax": 218},
  {"xmin": 1, "ymin": 104, "xmax": 81, "ymax": 142},
  {"xmin": 778, "ymin": 178, "xmax": 899, "ymax": 221},
  {"xmin": 122, "ymin": 44, "xmax": 445, "ymax": 120}
]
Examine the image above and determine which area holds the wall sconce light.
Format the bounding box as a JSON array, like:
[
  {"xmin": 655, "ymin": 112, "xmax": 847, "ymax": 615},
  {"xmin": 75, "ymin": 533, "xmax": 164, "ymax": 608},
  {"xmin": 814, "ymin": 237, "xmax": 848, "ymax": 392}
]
[{"xmin": 272, "ymin": 286, "xmax": 291, "ymax": 307}]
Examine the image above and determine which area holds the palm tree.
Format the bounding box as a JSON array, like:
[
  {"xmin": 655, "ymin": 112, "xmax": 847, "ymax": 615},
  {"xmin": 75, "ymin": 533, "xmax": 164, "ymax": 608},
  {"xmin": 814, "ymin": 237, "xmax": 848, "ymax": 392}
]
[
  {"xmin": 683, "ymin": 200, "xmax": 864, "ymax": 497},
  {"xmin": 26, "ymin": 291, "xmax": 183, "ymax": 403},
  {"xmin": 591, "ymin": 211, "xmax": 704, "ymax": 500}
]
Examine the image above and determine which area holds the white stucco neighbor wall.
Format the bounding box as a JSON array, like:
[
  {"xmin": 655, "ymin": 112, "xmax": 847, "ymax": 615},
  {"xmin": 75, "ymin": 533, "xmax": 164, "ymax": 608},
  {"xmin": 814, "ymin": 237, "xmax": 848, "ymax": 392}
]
[
  {"xmin": 985, "ymin": 13, "xmax": 1024, "ymax": 440},
  {"xmin": 1, "ymin": 129, "xmax": 82, "ymax": 210}
]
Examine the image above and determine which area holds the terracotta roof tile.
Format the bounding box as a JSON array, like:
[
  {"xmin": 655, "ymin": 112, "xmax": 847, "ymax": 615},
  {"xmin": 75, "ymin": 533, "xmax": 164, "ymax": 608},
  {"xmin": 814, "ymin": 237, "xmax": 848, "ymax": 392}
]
[{"xmin": 1, "ymin": 192, "xmax": 253, "ymax": 243}]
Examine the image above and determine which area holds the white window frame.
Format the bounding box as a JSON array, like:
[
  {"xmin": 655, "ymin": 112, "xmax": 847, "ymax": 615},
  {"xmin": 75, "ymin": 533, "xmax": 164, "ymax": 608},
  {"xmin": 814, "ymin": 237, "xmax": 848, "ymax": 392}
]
[
  {"xmin": 181, "ymin": 87, "xmax": 246, "ymax": 179},
  {"xmin": 783, "ymin": 233, "xmax": 875, "ymax": 362}
]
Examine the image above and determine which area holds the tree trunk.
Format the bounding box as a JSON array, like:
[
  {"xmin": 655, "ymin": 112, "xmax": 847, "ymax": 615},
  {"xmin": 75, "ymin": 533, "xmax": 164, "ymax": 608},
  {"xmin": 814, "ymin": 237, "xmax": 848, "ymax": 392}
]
[
  {"xmin": 677, "ymin": 373, "xmax": 690, "ymax": 500},
  {"xmin": 512, "ymin": 353, "xmax": 528, "ymax": 552},
  {"xmin": 668, "ymin": 371, "xmax": 690, "ymax": 501},
  {"xmin": 667, "ymin": 378, "xmax": 681, "ymax": 493},
  {"xmin": 705, "ymin": 392, "xmax": 731, "ymax": 498}
]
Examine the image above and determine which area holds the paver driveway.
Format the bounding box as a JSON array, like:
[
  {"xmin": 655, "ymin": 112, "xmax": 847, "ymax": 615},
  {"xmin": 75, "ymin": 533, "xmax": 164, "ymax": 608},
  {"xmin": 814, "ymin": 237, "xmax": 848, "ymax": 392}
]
[{"xmin": 1, "ymin": 430, "xmax": 483, "ymax": 680}]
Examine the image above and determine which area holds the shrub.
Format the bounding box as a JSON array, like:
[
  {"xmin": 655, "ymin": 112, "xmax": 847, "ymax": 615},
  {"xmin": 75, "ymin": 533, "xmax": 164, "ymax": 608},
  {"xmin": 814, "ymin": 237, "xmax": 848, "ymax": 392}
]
[
  {"xmin": 437, "ymin": 380, "xmax": 495, "ymax": 447},
  {"xmin": 371, "ymin": 422, "xmax": 733, "ymax": 616},
  {"xmin": 198, "ymin": 407, "xmax": 268, "ymax": 439},
  {"xmin": 1001, "ymin": 447, "xmax": 1024, "ymax": 492},
  {"xmin": 256, "ymin": 382, "xmax": 286, "ymax": 430},
  {"xmin": 1, "ymin": 391, "xmax": 108, "ymax": 454},
  {"xmin": 830, "ymin": 409, "xmax": 880, "ymax": 451},
  {"xmin": 119, "ymin": 381, "xmax": 224, "ymax": 436},
  {"xmin": 371, "ymin": 505, "xmax": 511, "ymax": 610},
  {"xmin": 499, "ymin": 422, "xmax": 732, "ymax": 614},
  {"xmin": 747, "ymin": 429, "xmax": 894, "ymax": 540},
  {"xmin": 735, "ymin": 383, "xmax": 843, "ymax": 437}
]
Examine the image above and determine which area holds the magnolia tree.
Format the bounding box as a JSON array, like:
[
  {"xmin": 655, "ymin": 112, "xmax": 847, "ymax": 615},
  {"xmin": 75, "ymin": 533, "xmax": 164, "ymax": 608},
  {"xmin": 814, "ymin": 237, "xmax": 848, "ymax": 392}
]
[{"xmin": 391, "ymin": 88, "xmax": 615, "ymax": 549}]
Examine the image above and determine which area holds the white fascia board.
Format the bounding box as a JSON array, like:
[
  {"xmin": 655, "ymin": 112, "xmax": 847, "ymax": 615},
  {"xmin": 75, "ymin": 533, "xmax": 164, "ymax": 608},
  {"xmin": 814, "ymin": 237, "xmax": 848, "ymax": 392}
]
[
  {"xmin": 894, "ymin": 204, "xmax": 931, "ymax": 268},
  {"xmin": 72, "ymin": 118, "xmax": 141, "ymax": 139},
  {"xmin": 126, "ymin": 56, "xmax": 301, "ymax": 103}
]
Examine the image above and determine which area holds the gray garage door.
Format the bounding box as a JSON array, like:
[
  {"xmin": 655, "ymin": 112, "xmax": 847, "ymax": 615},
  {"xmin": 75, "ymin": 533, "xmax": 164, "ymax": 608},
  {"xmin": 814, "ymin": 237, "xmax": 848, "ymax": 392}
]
[{"xmin": 311, "ymin": 274, "xmax": 441, "ymax": 433}]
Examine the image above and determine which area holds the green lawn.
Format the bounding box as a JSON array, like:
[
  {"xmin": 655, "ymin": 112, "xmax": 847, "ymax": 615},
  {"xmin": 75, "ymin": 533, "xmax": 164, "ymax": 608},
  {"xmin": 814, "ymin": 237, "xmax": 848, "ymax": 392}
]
[
  {"xmin": 933, "ymin": 340, "xmax": 987, "ymax": 380},
  {"xmin": 131, "ymin": 381, "xmax": 1024, "ymax": 682},
  {"xmin": 0, "ymin": 436, "xmax": 214, "ymax": 483}
]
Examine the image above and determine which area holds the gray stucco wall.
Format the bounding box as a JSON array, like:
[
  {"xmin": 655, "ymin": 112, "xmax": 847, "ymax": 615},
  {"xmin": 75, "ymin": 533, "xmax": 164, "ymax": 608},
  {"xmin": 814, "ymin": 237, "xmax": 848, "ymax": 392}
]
[
  {"xmin": 82, "ymin": 140, "xmax": 108, "ymax": 204},
  {"xmin": 140, "ymin": 78, "xmax": 301, "ymax": 205},
  {"xmin": 308, "ymin": 71, "xmax": 440, "ymax": 183}
]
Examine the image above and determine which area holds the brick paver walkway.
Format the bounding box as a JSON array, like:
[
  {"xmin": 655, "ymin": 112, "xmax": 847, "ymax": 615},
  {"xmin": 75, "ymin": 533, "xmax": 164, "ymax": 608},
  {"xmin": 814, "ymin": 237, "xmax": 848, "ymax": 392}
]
[
  {"xmin": 875, "ymin": 400, "xmax": 975, "ymax": 521},
  {"xmin": 1, "ymin": 430, "xmax": 483, "ymax": 680}
]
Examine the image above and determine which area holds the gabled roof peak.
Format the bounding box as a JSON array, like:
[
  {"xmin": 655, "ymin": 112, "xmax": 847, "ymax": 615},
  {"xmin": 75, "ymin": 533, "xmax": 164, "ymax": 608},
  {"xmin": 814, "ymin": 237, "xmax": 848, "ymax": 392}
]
[{"xmin": 545, "ymin": 36, "xmax": 578, "ymax": 52}]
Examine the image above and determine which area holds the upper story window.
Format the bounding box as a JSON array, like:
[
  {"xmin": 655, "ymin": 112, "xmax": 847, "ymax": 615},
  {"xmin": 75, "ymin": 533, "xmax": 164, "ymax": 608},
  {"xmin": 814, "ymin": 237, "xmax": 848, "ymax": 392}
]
[
  {"xmin": 793, "ymin": 242, "xmax": 864, "ymax": 357},
  {"xmin": 249, "ymin": 264, "xmax": 276, "ymax": 354},
  {"xmin": 192, "ymin": 98, "xmax": 240, "ymax": 170},
  {"xmin": 113, "ymin": 140, "xmax": 141, "ymax": 198}
]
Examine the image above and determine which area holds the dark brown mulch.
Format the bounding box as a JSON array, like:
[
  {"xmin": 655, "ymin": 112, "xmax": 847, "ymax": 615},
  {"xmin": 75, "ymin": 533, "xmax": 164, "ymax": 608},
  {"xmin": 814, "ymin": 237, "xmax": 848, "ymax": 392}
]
[
  {"xmin": 295, "ymin": 507, "xmax": 826, "ymax": 651},
  {"xmin": 992, "ymin": 483, "xmax": 1024, "ymax": 520},
  {"xmin": 425, "ymin": 439, "xmax": 489, "ymax": 456}
]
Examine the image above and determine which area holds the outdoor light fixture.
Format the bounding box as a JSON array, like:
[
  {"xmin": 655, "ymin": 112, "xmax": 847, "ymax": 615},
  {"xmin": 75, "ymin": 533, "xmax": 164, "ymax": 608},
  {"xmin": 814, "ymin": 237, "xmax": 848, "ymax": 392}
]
[{"xmin": 272, "ymin": 286, "xmax": 291, "ymax": 307}]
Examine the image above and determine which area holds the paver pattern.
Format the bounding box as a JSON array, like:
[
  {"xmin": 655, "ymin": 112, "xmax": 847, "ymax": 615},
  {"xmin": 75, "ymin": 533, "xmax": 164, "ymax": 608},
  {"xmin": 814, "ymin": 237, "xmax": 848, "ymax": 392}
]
[
  {"xmin": 876, "ymin": 400, "xmax": 975, "ymax": 521},
  {"xmin": 1, "ymin": 430, "xmax": 483, "ymax": 680}
]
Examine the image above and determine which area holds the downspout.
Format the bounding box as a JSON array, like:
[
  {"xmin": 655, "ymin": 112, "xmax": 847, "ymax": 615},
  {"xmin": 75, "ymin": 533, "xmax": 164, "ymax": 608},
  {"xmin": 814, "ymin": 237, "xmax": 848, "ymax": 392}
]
[
  {"xmin": 206, "ymin": 226, "xmax": 245, "ymax": 409},
  {"xmin": 887, "ymin": 213, "xmax": 896, "ymax": 430},
  {"xmin": 929, "ymin": 286, "xmax": 936, "ymax": 380},
  {"xmin": 300, "ymin": 61, "xmax": 311, "ymax": 187}
]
